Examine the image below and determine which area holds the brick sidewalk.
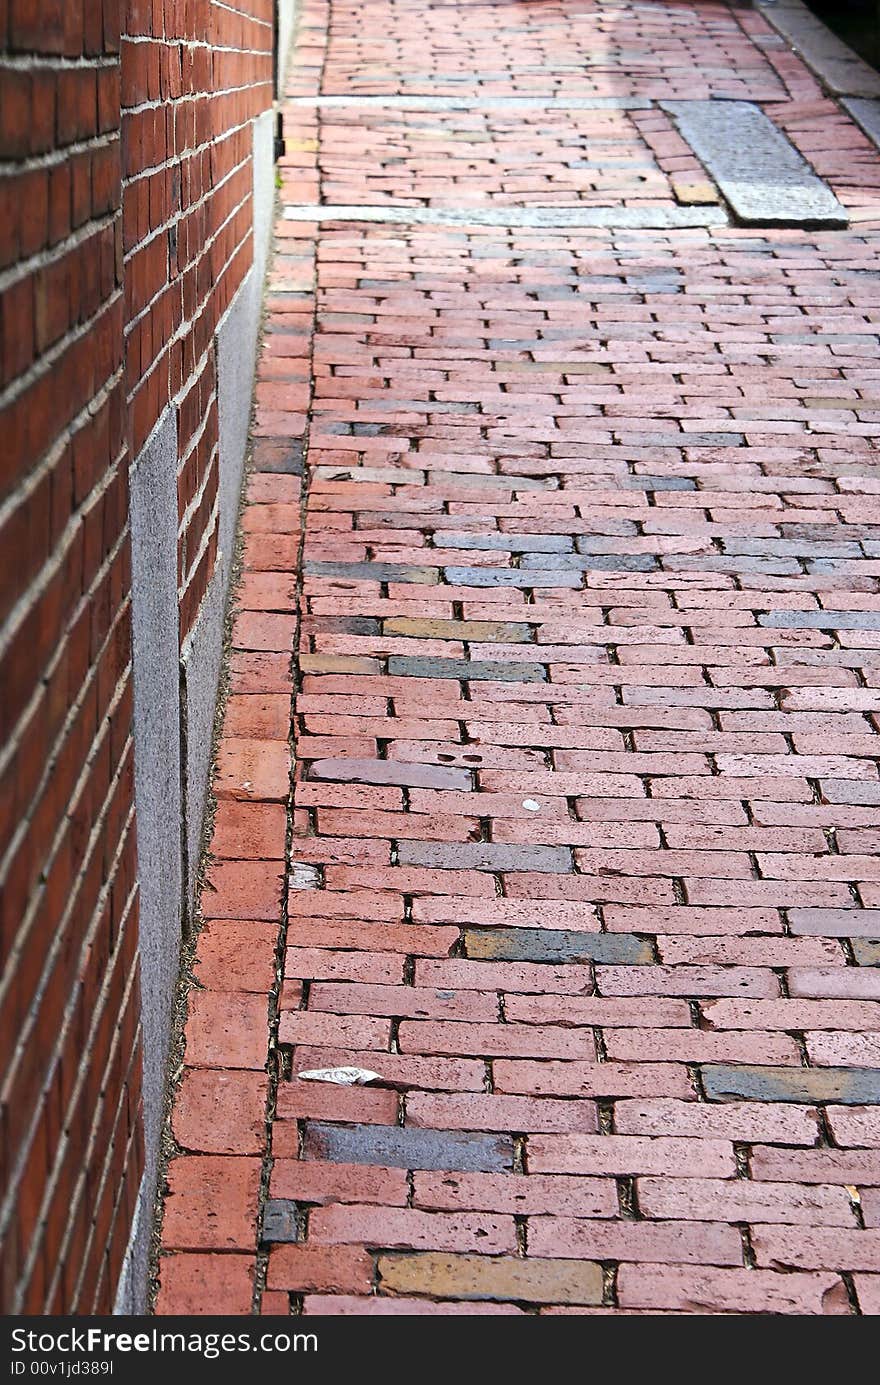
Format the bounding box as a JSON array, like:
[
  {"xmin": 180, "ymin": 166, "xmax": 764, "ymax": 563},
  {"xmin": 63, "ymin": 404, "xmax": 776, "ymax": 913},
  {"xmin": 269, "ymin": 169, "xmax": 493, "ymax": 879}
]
[{"xmin": 156, "ymin": 0, "xmax": 880, "ymax": 1315}]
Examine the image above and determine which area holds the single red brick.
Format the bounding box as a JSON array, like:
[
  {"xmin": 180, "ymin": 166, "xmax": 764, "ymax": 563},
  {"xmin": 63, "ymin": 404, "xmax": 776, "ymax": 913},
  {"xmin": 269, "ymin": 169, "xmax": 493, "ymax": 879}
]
[
  {"xmin": 415, "ymin": 958, "xmax": 594, "ymax": 995},
  {"xmin": 233, "ymin": 611, "xmax": 297, "ymax": 653},
  {"xmin": 412, "ymin": 1171, "xmax": 617, "ymax": 1217},
  {"xmin": 308, "ymin": 1205, "xmax": 516, "ymax": 1253},
  {"xmin": 278, "ymin": 1011, "xmax": 391, "ymax": 1049},
  {"xmin": 705, "ymin": 993, "xmax": 880, "ymax": 1030},
  {"xmin": 230, "ymin": 651, "xmax": 291, "ymax": 693},
  {"xmin": 788, "ymin": 968, "xmax": 880, "ymax": 1001},
  {"xmin": 595, "ymin": 964, "xmax": 778, "ymax": 999},
  {"xmin": 827, "ymin": 1107, "xmax": 880, "ymax": 1148},
  {"xmin": 504, "ymin": 995, "xmax": 694, "ymax": 1027},
  {"xmin": 214, "ymin": 739, "xmax": 290, "ymax": 801},
  {"xmin": 155, "ymin": 1254, "xmax": 255, "ymax": 1315},
  {"xmin": 275, "ymin": 1081, "xmax": 399, "ymax": 1125},
  {"xmin": 527, "ymin": 1134, "xmax": 735, "ymax": 1177},
  {"xmin": 223, "ymin": 695, "xmax": 291, "ymax": 739},
  {"xmin": 288, "ymin": 1047, "xmax": 486, "ymax": 1092},
  {"xmin": 193, "ymin": 920, "xmax": 277, "ymax": 993},
  {"xmin": 613, "ymin": 1099, "xmax": 821, "ymax": 1145},
  {"xmin": 749, "ymin": 1146, "xmax": 880, "ymax": 1185},
  {"xmin": 211, "ymin": 802, "xmax": 288, "ymax": 863},
  {"xmin": 617, "ymin": 1265, "xmax": 850, "ymax": 1314},
  {"xmin": 184, "ymin": 991, "xmax": 268, "ymax": 1070},
  {"xmin": 308, "ymin": 982, "xmax": 499, "ymax": 1022},
  {"xmin": 287, "ymin": 890, "xmax": 403, "ymax": 922},
  {"xmin": 529, "ymin": 1217, "xmax": 742, "ymax": 1266},
  {"xmin": 752, "ymin": 1226, "xmax": 880, "ymax": 1272},
  {"xmin": 398, "ymin": 1021, "xmax": 597, "ymax": 1061},
  {"xmin": 162, "ymin": 1157, "xmax": 261, "ymax": 1251},
  {"xmin": 494, "ymin": 1059, "xmax": 693, "ymax": 1100},
  {"xmin": 271, "ymin": 1160, "xmax": 409, "ymax": 1206},
  {"xmin": 284, "ymin": 921, "xmax": 459, "ymax": 955},
  {"xmin": 412, "ymin": 896, "xmax": 601, "ymax": 931},
  {"xmin": 637, "ymin": 1176, "xmax": 855, "ymax": 1227},
  {"xmin": 853, "ymin": 1275, "xmax": 880, "ymax": 1315},
  {"xmin": 604, "ymin": 1029, "xmax": 800, "ymax": 1064},
  {"xmin": 266, "ymin": 1243, "xmax": 373, "ymax": 1294},
  {"xmin": 172, "ymin": 1069, "xmax": 267, "ymax": 1155},
  {"xmin": 284, "ymin": 948, "xmax": 404, "ymax": 985},
  {"xmin": 201, "ymin": 861, "xmax": 284, "ymax": 921},
  {"xmin": 406, "ymin": 1091, "xmax": 598, "ymax": 1135},
  {"xmin": 302, "ymin": 1294, "xmax": 524, "ymax": 1315}
]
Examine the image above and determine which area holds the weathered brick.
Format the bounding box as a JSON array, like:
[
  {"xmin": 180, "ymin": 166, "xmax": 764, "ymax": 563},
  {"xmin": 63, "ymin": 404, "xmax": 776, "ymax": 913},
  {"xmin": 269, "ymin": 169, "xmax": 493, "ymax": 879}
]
[
  {"xmin": 701, "ymin": 1065, "xmax": 880, "ymax": 1105},
  {"xmin": 267, "ymin": 1244, "xmax": 373, "ymax": 1294},
  {"xmin": 637, "ymin": 1177, "xmax": 855, "ymax": 1226},
  {"xmin": 172, "ymin": 1071, "xmax": 268, "ymax": 1156},
  {"xmin": 397, "ymin": 841, "xmax": 573, "ymax": 873},
  {"xmin": 377, "ymin": 1252, "xmax": 603, "ymax": 1305},
  {"xmin": 156, "ymin": 1256, "xmax": 255, "ymax": 1316},
  {"xmin": 201, "ymin": 862, "xmax": 284, "ymax": 921},
  {"xmin": 278, "ymin": 1012, "xmax": 391, "ymax": 1050},
  {"xmin": 309, "ymin": 757, "xmax": 472, "ymax": 790},
  {"xmin": 495, "ymin": 1059, "xmax": 693, "ymax": 1099},
  {"xmin": 289, "ymin": 1047, "xmax": 486, "ymax": 1092},
  {"xmin": 275, "ymin": 1082, "xmax": 399, "ymax": 1125},
  {"xmin": 384, "ymin": 618, "xmax": 532, "ymax": 641},
  {"xmin": 309, "ymin": 1206, "xmax": 516, "ymax": 1253},
  {"xmin": 398, "ymin": 1020, "xmax": 597, "ymax": 1061},
  {"xmin": 528, "ymin": 1134, "xmax": 735, "ymax": 1177},
  {"xmin": 826, "ymin": 1107, "xmax": 880, "ymax": 1148},
  {"xmin": 702, "ymin": 999, "xmax": 880, "ymax": 1031},
  {"xmin": 301, "ymin": 1294, "xmax": 524, "ymax": 1315},
  {"xmin": 788, "ymin": 968, "xmax": 880, "ymax": 1001},
  {"xmin": 388, "ymin": 656, "xmax": 547, "ymax": 681},
  {"xmin": 271, "ymin": 1161, "xmax": 410, "ymax": 1206},
  {"xmin": 464, "ymin": 929, "xmax": 652, "ymax": 964},
  {"xmin": 503, "ymin": 995, "xmax": 691, "ymax": 1026},
  {"xmin": 752, "ymin": 1227, "xmax": 880, "ymax": 1273},
  {"xmin": 194, "ymin": 921, "xmax": 277, "ymax": 993},
  {"xmin": 617, "ymin": 1266, "xmax": 849, "ymax": 1314},
  {"xmin": 613, "ymin": 1099, "xmax": 821, "ymax": 1145},
  {"xmin": 528, "ymin": 1217, "xmax": 742, "ymax": 1266},
  {"xmin": 307, "ymin": 982, "xmax": 498, "ymax": 1022},
  {"xmin": 163, "ymin": 1158, "xmax": 262, "ymax": 1252},
  {"xmin": 302, "ymin": 1123, "xmax": 515, "ymax": 1172},
  {"xmin": 261, "ymin": 1201, "xmax": 300, "ymax": 1244},
  {"xmin": 411, "ymin": 1171, "xmax": 618, "ymax": 1217},
  {"xmin": 184, "ymin": 991, "xmax": 269, "ymax": 1069},
  {"xmin": 406, "ymin": 1091, "xmax": 598, "ymax": 1135},
  {"xmin": 214, "ymin": 740, "xmax": 290, "ymax": 801},
  {"xmin": 749, "ymin": 1146, "xmax": 880, "ymax": 1185}
]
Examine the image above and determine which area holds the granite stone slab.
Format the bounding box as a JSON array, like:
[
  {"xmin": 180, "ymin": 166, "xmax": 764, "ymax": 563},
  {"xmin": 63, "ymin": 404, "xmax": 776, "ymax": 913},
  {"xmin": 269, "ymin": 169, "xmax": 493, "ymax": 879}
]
[
  {"xmin": 283, "ymin": 204, "xmax": 728, "ymax": 230},
  {"xmin": 662, "ymin": 101, "xmax": 847, "ymax": 228}
]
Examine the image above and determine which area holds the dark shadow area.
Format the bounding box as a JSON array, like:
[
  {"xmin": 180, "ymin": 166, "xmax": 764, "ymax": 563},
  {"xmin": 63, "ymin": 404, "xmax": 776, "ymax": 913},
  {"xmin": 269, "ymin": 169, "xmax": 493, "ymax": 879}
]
[{"xmin": 806, "ymin": 0, "xmax": 880, "ymax": 69}]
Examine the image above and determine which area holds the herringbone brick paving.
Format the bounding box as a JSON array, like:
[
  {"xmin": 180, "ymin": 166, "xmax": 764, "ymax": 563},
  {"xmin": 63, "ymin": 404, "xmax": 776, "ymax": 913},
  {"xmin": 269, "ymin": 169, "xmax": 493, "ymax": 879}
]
[{"xmin": 156, "ymin": 0, "xmax": 880, "ymax": 1315}]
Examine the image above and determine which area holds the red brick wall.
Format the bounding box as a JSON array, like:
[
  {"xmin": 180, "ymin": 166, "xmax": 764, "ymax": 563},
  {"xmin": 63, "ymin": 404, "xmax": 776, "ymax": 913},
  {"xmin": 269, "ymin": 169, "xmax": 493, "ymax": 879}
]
[
  {"xmin": 0, "ymin": 0, "xmax": 274, "ymax": 1313},
  {"xmin": 121, "ymin": 0, "xmax": 273, "ymax": 644}
]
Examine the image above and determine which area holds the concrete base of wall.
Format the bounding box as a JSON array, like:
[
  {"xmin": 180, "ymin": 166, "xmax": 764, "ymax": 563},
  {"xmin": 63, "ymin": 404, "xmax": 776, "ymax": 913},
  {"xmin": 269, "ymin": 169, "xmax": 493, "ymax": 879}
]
[
  {"xmin": 278, "ymin": 0, "xmax": 298, "ymax": 97},
  {"xmin": 117, "ymin": 108, "xmax": 277, "ymax": 1314},
  {"xmin": 125, "ymin": 408, "xmax": 182, "ymax": 1313},
  {"xmin": 112, "ymin": 1175, "xmax": 146, "ymax": 1314}
]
